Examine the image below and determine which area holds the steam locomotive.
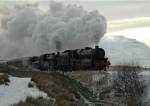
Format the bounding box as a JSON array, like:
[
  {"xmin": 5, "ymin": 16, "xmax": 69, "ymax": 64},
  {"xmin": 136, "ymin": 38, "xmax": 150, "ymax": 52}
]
[{"xmin": 7, "ymin": 46, "xmax": 110, "ymax": 71}]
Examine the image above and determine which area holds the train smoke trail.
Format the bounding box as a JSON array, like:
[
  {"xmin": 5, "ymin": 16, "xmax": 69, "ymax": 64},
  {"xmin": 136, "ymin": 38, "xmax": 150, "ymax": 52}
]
[{"xmin": 0, "ymin": 1, "xmax": 107, "ymax": 59}]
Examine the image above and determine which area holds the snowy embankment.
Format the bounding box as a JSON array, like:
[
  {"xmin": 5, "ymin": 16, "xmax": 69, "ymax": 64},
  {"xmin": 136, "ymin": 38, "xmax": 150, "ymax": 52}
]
[{"xmin": 0, "ymin": 76, "xmax": 48, "ymax": 106}]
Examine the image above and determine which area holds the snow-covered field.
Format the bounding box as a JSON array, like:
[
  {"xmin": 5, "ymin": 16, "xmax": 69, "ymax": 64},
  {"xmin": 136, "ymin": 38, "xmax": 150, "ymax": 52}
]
[
  {"xmin": 0, "ymin": 76, "xmax": 48, "ymax": 106},
  {"xmin": 74, "ymin": 70, "xmax": 150, "ymax": 104}
]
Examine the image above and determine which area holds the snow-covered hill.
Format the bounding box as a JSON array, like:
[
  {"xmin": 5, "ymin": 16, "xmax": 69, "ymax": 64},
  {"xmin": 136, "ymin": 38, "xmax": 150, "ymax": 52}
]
[{"xmin": 99, "ymin": 36, "xmax": 150, "ymax": 66}]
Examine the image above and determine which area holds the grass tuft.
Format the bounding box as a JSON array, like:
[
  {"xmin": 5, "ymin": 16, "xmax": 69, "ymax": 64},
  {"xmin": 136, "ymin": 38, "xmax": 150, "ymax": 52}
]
[{"xmin": 0, "ymin": 73, "xmax": 10, "ymax": 85}]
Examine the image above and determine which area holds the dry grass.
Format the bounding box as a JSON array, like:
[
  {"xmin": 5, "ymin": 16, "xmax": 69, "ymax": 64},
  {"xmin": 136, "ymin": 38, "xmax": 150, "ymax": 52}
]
[
  {"xmin": 0, "ymin": 64, "xmax": 92, "ymax": 106},
  {"xmin": 2, "ymin": 72, "xmax": 87, "ymax": 106},
  {"xmin": 31, "ymin": 73, "xmax": 91, "ymax": 106},
  {"xmin": 113, "ymin": 65, "xmax": 146, "ymax": 106},
  {"xmin": 0, "ymin": 73, "xmax": 10, "ymax": 85},
  {"xmin": 13, "ymin": 96, "xmax": 53, "ymax": 106},
  {"xmin": 71, "ymin": 70, "xmax": 98, "ymax": 83}
]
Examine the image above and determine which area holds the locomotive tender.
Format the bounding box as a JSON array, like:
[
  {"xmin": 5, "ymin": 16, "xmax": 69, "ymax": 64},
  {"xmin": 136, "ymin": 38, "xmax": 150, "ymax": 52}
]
[{"xmin": 28, "ymin": 45, "xmax": 110, "ymax": 71}]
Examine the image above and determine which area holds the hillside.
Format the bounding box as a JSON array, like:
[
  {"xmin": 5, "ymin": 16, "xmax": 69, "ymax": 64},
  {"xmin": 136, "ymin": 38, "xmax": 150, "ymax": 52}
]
[
  {"xmin": 0, "ymin": 65, "xmax": 93, "ymax": 106},
  {"xmin": 100, "ymin": 36, "xmax": 150, "ymax": 66}
]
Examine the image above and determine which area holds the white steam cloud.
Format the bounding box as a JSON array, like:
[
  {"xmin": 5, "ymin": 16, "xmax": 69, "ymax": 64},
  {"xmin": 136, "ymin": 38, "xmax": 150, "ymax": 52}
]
[{"xmin": 0, "ymin": 1, "xmax": 106, "ymax": 60}]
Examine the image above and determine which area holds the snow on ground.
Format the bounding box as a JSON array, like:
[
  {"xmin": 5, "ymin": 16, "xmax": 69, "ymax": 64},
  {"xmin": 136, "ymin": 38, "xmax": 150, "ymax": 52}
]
[
  {"xmin": 0, "ymin": 76, "xmax": 48, "ymax": 106},
  {"xmin": 91, "ymin": 70, "xmax": 150, "ymax": 104}
]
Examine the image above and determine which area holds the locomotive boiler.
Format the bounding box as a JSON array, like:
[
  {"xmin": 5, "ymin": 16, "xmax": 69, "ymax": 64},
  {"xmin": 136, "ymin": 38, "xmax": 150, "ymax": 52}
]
[{"xmin": 28, "ymin": 45, "xmax": 110, "ymax": 71}]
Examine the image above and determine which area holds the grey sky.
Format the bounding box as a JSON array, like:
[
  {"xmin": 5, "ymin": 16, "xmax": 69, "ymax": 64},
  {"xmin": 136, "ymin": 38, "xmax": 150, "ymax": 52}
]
[
  {"xmin": 0, "ymin": 0, "xmax": 150, "ymax": 33},
  {"xmin": 0, "ymin": 0, "xmax": 150, "ymax": 20},
  {"xmin": 0, "ymin": 0, "xmax": 150, "ymax": 31},
  {"xmin": 64, "ymin": 1, "xmax": 150, "ymax": 20}
]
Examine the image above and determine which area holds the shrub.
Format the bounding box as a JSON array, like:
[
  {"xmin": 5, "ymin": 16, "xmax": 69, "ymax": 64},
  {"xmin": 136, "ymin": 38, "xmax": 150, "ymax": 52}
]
[
  {"xmin": 13, "ymin": 96, "xmax": 53, "ymax": 106},
  {"xmin": 113, "ymin": 64, "xmax": 146, "ymax": 106},
  {"xmin": 0, "ymin": 73, "xmax": 10, "ymax": 85},
  {"xmin": 28, "ymin": 81, "xmax": 35, "ymax": 88}
]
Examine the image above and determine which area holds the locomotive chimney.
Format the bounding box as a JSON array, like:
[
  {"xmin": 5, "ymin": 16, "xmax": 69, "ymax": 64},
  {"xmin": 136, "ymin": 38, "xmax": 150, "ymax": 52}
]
[{"xmin": 95, "ymin": 45, "xmax": 99, "ymax": 49}]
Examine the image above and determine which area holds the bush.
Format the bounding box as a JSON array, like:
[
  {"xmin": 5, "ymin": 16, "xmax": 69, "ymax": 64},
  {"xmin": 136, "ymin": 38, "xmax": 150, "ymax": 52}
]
[
  {"xmin": 113, "ymin": 64, "xmax": 146, "ymax": 106},
  {"xmin": 13, "ymin": 96, "xmax": 53, "ymax": 106},
  {"xmin": 0, "ymin": 73, "xmax": 10, "ymax": 85},
  {"xmin": 28, "ymin": 81, "xmax": 35, "ymax": 88}
]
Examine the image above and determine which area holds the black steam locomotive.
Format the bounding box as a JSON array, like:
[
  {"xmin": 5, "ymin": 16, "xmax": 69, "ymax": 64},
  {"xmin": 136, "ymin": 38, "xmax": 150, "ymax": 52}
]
[
  {"xmin": 28, "ymin": 45, "xmax": 110, "ymax": 71},
  {"xmin": 7, "ymin": 46, "xmax": 110, "ymax": 71}
]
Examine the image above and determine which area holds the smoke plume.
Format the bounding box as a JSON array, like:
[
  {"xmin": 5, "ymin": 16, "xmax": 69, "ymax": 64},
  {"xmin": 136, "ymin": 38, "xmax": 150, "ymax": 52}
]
[{"xmin": 0, "ymin": 1, "xmax": 107, "ymax": 60}]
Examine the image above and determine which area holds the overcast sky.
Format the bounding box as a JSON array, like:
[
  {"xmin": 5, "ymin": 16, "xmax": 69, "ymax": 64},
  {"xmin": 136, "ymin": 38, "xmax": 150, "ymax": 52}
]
[
  {"xmin": 1, "ymin": 0, "xmax": 150, "ymax": 20},
  {"xmin": 1, "ymin": 0, "xmax": 150, "ymax": 25},
  {"xmin": 0, "ymin": 0, "xmax": 150, "ymax": 45}
]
